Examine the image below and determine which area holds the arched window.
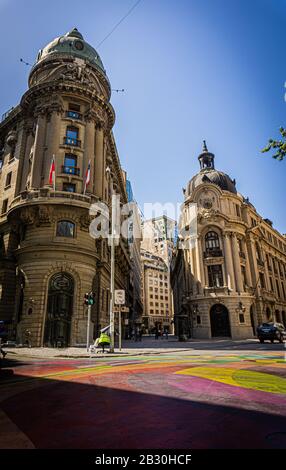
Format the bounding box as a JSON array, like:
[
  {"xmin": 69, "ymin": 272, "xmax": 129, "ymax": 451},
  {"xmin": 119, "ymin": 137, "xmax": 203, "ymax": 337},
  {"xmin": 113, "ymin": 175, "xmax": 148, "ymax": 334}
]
[
  {"xmin": 44, "ymin": 272, "xmax": 74, "ymax": 347},
  {"xmin": 205, "ymin": 231, "xmax": 220, "ymax": 250},
  {"xmin": 56, "ymin": 220, "xmax": 75, "ymax": 238}
]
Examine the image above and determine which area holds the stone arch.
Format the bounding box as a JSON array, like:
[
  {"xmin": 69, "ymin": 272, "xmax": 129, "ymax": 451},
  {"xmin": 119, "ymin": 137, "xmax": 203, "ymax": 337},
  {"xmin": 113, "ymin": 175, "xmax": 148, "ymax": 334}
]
[
  {"xmin": 210, "ymin": 303, "xmax": 231, "ymax": 337},
  {"xmin": 43, "ymin": 271, "xmax": 75, "ymax": 347},
  {"xmin": 40, "ymin": 262, "xmax": 82, "ymax": 345}
]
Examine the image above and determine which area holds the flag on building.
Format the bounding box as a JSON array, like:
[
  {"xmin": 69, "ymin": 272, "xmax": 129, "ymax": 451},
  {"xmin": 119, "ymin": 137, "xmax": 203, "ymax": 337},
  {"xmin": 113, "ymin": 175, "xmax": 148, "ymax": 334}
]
[
  {"xmin": 49, "ymin": 155, "xmax": 56, "ymax": 190},
  {"xmin": 84, "ymin": 160, "xmax": 91, "ymax": 194}
]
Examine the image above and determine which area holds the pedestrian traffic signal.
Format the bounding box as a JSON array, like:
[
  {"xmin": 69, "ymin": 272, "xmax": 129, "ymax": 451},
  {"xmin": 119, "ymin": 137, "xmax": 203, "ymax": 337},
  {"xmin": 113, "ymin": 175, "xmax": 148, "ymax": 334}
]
[
  {"xmin": 84, "ymin": 293, "xmax": 90, "ymax": 305},
  {"xmin": 84, "ymin": 292, "xmax": 96, "ymax": 305}
]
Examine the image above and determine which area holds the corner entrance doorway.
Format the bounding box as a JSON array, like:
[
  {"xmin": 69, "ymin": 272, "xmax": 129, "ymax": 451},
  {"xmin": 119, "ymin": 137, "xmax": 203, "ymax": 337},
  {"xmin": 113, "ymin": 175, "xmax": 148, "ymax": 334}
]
[{"xmin": 210, "ymin": 304, "xmax": 231, "ymax": 337}]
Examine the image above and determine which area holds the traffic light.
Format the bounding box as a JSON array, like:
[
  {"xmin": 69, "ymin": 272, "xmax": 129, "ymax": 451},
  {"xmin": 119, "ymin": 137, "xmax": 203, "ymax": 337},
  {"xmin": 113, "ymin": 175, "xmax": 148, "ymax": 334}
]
[
  {"xmin": 84, "ymin": 292, "xmax": 96, "ymax": 305},
  {"xmin": 84, "ymin": 293, "xmax": 89, "ymax": 305}
]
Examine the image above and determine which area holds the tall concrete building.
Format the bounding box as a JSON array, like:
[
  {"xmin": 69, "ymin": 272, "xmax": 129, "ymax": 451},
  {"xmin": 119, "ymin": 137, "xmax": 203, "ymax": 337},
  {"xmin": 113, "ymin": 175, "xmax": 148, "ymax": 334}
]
[
  {"xmin": 141, "ymin": 248, "xmax": 172, "ymax": 333},
  {"xmin": 141, "ymin": 216, "xmax": 176, "ymax": 332},
  {"xmin": 125, "ymin": 178, "xmax": 143, "ymax": 332},
  {"xmin": 171, "ymin": 142, "xmax": 286, "ymax": 339},
  {"xmin": 0, "ymin": 28, "xmax": 130, "ymax": 347}
]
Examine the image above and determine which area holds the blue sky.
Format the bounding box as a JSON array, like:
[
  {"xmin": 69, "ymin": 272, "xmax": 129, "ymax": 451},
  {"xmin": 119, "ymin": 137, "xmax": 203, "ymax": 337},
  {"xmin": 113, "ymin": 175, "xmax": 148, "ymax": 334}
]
[{"xmin": 0, "ymin": 0, "xmax": 285, "ymax": 232}]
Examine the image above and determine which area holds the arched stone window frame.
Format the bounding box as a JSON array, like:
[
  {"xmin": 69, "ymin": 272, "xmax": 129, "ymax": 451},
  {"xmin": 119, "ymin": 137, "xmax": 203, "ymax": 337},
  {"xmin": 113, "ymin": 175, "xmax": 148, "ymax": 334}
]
[
  {"xmin": 56, "ymin": 220, "xmax": 76, "ymax": 238},
  {"xmin": 205, "ymin": 230, "xmax": 220, "ymax": 251}
]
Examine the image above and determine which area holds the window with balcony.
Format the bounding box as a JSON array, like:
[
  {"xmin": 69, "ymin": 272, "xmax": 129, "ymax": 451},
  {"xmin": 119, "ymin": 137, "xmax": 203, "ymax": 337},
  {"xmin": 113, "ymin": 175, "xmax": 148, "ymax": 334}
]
[
  {"xmin": 66, "ymin": 103, "xmax": 82, "ymax": 120},
  {"xmin": 208, "ymin": 264, "xmax": 224, "ymax": 287},
  {"xmin": 56, "ymin": 221, "xmax": 75, "ymax": 238},
  {"xmin": 62, "ymin": 154, "xmax": 79, "ymax": 176},
  {"xmin": 205, "ymin": 231, "xmax": 222, "ymax": 257},
  {"xmin": 65, "ymin": 126, "xmax": 80, "ymax": 147},
  {"xmin": 63, "ymin": 183, "xmax": 76, "ymax": 193}
]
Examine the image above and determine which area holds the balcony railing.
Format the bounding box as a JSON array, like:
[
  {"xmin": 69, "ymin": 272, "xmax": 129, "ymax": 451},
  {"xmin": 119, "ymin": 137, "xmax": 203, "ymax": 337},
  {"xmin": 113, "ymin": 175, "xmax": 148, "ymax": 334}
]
[
  {"xmin": 66, "ymin": 111, "xmax": 82, "ymax": 120},
  {"xmin": 204, "ymin": 248, "xmax": 223, "ymax": 258},
  {"xmin": 64, "ymin": 136, "xmax": 81, "ymax": 147},
  {"xmin": 61, "ymin": 165, "xmax": 80, "ymax": 176}
]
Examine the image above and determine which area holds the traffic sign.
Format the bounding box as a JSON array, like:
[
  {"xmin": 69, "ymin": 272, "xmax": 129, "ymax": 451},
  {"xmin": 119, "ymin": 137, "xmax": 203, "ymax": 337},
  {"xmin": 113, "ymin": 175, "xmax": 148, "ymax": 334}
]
[{"xmin": 115, "ymin": 289, "xmax": 125, "ymax": 305}]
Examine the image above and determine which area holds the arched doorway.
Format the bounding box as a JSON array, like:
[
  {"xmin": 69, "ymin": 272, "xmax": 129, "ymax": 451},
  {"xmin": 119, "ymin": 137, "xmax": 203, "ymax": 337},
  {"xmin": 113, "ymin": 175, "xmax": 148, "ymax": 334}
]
[
  {"xmin": 210, "ymin": 304, "xmax": 231, "ymax": 337},
  {"xmin": 44, "ymin": 272, "xmax": 74, "ymax": 347},
  {"xmin": 282, "ymin": 311, "xmax": 286, "ymax": 328},
  {"xmin": 250, "ymin": 305, "xmax": 256, "ymax": 336},
  {"xmin": 275, "ymin": 310, "xmax": 281, "ymax": 323}
]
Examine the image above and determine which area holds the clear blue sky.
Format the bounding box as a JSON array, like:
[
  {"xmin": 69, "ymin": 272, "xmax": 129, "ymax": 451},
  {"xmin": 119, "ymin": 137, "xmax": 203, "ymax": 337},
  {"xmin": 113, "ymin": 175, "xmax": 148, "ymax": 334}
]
[{"xmin": 0, "ymin": 0, "xmax": 285, "ymax": 232}]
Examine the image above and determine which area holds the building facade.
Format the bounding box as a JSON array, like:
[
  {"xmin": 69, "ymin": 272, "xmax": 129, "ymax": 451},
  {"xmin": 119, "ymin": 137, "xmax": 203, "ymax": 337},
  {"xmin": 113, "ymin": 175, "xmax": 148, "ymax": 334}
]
[
  {"xmin": 0, "ymin": 28, "xmax": 130, "ymax": 347},
  {"xmin": 141, "ymin": 216, "xmax": 176, "ymax": 333},
  {"xmin": 125, "ymin": 178, "xmax": 143, "ymax": 332},
  {"xmin": 141, "ymin": 249, "xmax": 172, "ymax": 333},
  {"xmin": 171, "ymin": 142, "xmax": 286, "ymax": 340}
]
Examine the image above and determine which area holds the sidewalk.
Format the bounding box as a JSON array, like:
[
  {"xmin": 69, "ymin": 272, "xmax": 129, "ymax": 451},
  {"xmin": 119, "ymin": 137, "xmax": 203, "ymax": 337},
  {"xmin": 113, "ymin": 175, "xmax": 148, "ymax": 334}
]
[{"xmin": 2, "ymin": 336, "xmax": 261, "ymax": 359}]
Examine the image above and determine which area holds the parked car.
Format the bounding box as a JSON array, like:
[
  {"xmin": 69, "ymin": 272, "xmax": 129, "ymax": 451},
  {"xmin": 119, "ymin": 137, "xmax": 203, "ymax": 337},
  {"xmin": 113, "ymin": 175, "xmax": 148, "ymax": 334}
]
[{"xmin": 257, "ymin": 322, "xmax": 286, "ymax": 343}]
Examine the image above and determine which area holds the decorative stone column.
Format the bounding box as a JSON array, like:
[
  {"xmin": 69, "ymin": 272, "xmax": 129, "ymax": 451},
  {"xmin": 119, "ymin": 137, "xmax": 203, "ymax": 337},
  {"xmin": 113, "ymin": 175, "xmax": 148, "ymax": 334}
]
[
  {"xmin": 248, "ymin": 236, "xmax": 260, "ymax": 295},
  {"xmin": 242, "ymin": 238, "xmax": 252, "ymax": 288},
  {"xmin": 44, "ymin": 111, "xmax": 62, "ymax": 187},
  {"xmin": 223, "ymin": 233, "xmax": 235, "ymax": 291},
  {"xmin": 231, "ymin": 233, "xmax": 244, "ymax": 293},
  {"xmin": 94, "ymin": 125, "xmax": 104, "ymax": 199},
  {"xmin": 20, "ymin": 128, "xmax": 34, "ymax": 193},
  {"xmin": 83, "ymin": 119, "xmax": 95, "ymax": 194},
  {"xmin": 31, "ymin": 114, "xmax": 46, "ymax": 188},
  {"xmin": 14, "ymin": 124, "xmax": 27, "ymax": 196},
  {"xmin": 195, "ymin": 237, "xmax": 203, "ymax": 294}
]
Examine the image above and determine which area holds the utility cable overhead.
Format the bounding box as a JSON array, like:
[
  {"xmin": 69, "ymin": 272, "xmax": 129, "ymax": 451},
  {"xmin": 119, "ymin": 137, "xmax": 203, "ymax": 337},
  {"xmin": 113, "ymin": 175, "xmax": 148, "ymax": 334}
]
[
  {"xmin": 20, "ymin": 58, "xmax": 32, "ymax": 66},
  {"xmin": 96, "ymin": 0, "xmax": 142, "ymax": 49}
]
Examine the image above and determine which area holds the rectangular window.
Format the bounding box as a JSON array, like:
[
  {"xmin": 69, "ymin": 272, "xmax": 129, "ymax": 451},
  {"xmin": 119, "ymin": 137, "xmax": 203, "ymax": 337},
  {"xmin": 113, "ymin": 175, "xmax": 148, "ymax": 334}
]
[
  {"xmin": 276, "ymin": 280, "xmax": 281, "ymax": 297},
  {"xmin": 67, "ymin": 103, "xmax": 82, "ymax": 120},
  {"xmin": 65, "ymin": 127, "xmax": 80, "ymax": 146},
  {"xmin": 196, "ymin": 315, "xmax": 201, "ymax": 324},
  {"xmin": 239, "ymin": 313, "xmax": 245, "ymax": 323},
  {"xmin": 269, "ymin": 277, "xmax": 274, "ymax": 292},
  {"xmin": 62, "ymin": 154, "xmax": 79, "ymax": 175},
  {"xmin": 5, "ymin": 171, "xmax": 12, "ymax": 188},
  {"xmin": 259, "ymin": 272, "xmax": 265, "ymax": 289},
  {"xmin": 208, "ymin": 265, "xmax": 224, "ymax": 287},
  {"xmin": 63, "ymin": 183, "xmax": 76, "ymax": 193},
  {"xmin": 236, "ymin": 205, "xmax": 241, "ymax": 217},
  {"xmin": 1, "ymin": 199, "xmax": 8, "ymax": 214}
]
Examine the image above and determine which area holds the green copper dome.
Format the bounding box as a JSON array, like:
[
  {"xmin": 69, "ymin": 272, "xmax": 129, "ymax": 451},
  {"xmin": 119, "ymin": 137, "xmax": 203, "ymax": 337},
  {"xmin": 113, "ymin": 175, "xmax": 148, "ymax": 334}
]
[{"xmin": 36, "ymin": 28, "xmax": 105, "ymax": 73}]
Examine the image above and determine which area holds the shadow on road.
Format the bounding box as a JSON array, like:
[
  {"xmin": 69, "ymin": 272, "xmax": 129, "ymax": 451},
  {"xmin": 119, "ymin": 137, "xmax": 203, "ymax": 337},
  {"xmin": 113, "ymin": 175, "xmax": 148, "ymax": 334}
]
[{"xmin": 0, "ymin": 364, "xmax": 285, "ymax": 449}]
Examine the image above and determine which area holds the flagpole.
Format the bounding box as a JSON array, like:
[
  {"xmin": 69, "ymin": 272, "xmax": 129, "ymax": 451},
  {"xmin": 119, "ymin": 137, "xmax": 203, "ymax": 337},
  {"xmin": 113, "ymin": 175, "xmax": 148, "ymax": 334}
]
[{"xmin": 53, "ymin": 154, "xmax": 56, "ymax": 192}]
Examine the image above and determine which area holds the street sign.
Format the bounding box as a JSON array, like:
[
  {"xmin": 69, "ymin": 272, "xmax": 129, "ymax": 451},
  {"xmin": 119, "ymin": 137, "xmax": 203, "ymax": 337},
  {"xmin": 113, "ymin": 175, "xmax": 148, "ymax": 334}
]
[
  {"xmin": 115, "ymin": 289, "xmax": 125, "ymax": 305},
  {"xmin": 120, "ymin": 307, "xmax": 129, "ymax": 313}
]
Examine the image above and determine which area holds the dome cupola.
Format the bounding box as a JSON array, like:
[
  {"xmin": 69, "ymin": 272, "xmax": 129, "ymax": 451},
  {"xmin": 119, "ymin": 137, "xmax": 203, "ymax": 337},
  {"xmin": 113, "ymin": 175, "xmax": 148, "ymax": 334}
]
[{"xmin": 186, "ymin": 142, "xmax": 237, "ymax": 197}]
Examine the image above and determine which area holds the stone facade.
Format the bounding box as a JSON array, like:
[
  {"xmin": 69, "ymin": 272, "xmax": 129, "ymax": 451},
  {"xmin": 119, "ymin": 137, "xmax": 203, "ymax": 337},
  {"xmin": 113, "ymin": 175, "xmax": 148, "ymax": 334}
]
[
  {"xmin": 0, "ymin": 29, "xmax": 130, "ymax": 347},
  {"xmin": 171, "ymin": 143, "xmax": 286, "ymax": 340}
]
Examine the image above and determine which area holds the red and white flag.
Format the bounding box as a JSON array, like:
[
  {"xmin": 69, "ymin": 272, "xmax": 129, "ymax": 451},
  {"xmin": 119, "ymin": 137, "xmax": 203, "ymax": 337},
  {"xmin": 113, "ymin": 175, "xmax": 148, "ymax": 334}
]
[
  {"xmin": 84, "ymin": 160, "xmax": 91, "ymax": 194},
  {"xmin": 49, "ymin": 155, "xmax": 56, "ymax": 190}
]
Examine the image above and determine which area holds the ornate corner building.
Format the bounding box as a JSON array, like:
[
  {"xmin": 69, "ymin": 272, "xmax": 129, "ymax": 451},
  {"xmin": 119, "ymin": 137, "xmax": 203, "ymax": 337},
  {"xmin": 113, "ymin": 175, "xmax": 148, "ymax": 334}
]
[
  {"xmin": 171, "ymin": 142, "xmax": 286, "ymax": 339},
  {"xmin": 0, "ymin": 28, "xmax": 130, "ymax": 347}
]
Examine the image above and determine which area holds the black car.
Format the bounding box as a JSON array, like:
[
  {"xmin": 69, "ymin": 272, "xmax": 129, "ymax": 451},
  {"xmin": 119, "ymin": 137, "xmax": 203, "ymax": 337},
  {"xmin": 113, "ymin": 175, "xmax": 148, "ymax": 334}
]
[{"xmin": 257, "ymin": 322, "xmax": 286, "ymax": 343}]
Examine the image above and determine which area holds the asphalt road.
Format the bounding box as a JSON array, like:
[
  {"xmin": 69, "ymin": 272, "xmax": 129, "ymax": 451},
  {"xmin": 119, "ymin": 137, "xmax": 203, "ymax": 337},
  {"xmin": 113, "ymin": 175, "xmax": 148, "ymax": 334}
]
[{"xmin": 0, "ymin": 342, "xmax": 286, "ymax": 449}]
